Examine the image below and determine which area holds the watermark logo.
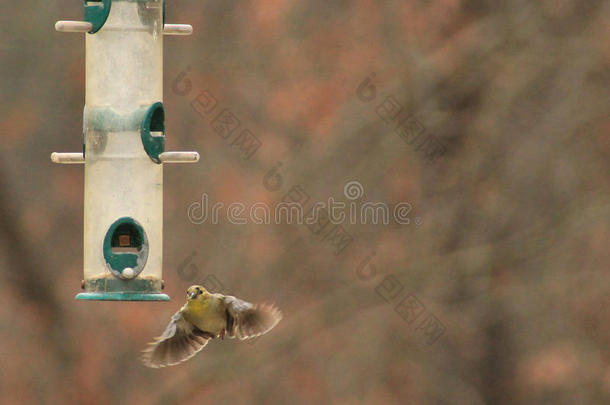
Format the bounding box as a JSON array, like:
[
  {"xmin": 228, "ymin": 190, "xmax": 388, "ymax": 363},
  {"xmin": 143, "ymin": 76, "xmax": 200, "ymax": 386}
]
[
  {"xmin": 357, "ymin": 72, "xmax": 448, "ymax": 163},
  {"xmin": 343, "ymin": 180, "xmax": 364, "ymax": 200},
  {"xmin": 355, "ymin": 254, "xmax": 446, "ymax": 345},
  {"xmin": 176, "ymin": 250, "xmax": 225, "ymax": 293},
  {"xmin": 172, "ymin": 66, "xmax": 262, "ymax": 161}
]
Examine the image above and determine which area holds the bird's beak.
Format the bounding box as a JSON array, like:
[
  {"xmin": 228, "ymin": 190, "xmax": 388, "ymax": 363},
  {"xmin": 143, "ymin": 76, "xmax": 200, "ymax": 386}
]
[{"xmin": 188, "ymin": 291, "xmax": 198, "ymax": 299}]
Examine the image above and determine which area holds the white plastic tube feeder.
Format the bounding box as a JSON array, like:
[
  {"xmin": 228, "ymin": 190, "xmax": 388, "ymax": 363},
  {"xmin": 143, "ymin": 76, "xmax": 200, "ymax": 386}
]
[{"xmin": 53, "ymin": 0, "xmax": 198, "ymax": 301}]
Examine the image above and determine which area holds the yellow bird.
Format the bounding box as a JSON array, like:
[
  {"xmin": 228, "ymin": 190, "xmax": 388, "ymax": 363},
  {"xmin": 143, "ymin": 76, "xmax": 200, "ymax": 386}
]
[{"xmin": 141, "ymin": 285, "xmax": 282, "ymax": 368}]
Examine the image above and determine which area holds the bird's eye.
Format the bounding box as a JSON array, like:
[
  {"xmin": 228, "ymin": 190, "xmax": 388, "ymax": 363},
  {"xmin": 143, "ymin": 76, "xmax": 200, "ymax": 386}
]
[{"xmin": 198, "ymin": 289, "xmax": 203, "ymax": 294}]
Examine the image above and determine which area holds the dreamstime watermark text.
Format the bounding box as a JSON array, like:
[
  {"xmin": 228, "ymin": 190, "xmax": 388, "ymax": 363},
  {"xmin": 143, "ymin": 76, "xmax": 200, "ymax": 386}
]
[{"xmin": 187, "ymin": 181, "xmax": 421, "ymax": 226}]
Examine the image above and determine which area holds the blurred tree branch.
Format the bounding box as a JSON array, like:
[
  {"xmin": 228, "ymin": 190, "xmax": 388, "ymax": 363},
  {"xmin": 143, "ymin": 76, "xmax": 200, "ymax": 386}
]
[{"xmin": 0, "ymin": 165, "xmax": 75, "ymax": 373}]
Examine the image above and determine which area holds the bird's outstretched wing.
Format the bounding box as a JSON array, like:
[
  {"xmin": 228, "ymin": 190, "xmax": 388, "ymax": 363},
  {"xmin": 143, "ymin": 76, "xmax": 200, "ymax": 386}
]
[
  {"xmin": 141, "ymin": 309, "xmax": 212, "ymax": 368},
  {"xmin": 223, "ymin": 296, "xmax": 282, "ymax": 340}
]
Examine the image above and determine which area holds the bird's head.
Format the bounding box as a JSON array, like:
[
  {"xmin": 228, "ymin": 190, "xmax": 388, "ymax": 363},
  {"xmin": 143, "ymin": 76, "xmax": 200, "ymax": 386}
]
[{"xmin": 186, "ymin": 285, "xmax": 209, "ymax": 301}]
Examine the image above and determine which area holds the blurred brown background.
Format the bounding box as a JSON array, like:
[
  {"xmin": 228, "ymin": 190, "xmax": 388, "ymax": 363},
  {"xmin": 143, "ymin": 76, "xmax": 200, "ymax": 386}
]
[{"xmin": 1, "ymin": 0, "xmax": 609, "ymax": 404}]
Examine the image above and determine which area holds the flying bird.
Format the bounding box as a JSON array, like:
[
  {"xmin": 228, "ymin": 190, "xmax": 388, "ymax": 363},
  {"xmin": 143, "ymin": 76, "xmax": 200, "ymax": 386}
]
[{"xmin": 142, "ymin": 285, "xmax": 282, "ymax": 368}]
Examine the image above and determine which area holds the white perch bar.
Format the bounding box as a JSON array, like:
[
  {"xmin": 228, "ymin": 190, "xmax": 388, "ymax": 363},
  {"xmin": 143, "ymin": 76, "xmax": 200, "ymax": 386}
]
[
  {"xmin": 51, "ymin": 152, "xmax": 85, "ymax": 164},
  {"xmin": 159, "ymin": 151, "xmax": 200, "ymax": 163},
  {"xmin": 55, "ymin": 21, "xmax": 93, "ymax": 33},
  {"xmin": 163, "ymin": 24, "xmax": 193, "ymax": 36}
]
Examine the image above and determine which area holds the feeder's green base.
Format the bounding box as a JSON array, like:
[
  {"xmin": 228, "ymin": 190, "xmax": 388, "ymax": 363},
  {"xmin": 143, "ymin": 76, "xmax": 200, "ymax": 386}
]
[
  {"xmin": 77, "ymin": 276, "xmax": 168, "ymax": 301},
  {"xmin": 76, "ymin": 292, "xmax": 170, "ymax": 301}
]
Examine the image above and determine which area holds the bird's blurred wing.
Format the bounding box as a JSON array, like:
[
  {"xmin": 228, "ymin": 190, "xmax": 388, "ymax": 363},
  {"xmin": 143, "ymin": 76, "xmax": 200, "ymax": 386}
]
[
  {"xmin": 223, "ymin": 295, "xmax": 282, "ymax": 340},
  {"xmin": 141, "ymin": 309, "xmax": 211, "ymax": 368}
]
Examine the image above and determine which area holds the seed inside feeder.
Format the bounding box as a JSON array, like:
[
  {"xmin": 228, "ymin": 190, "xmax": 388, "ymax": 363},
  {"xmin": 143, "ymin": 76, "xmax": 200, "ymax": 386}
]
[{"xmin": 119, "ymin": 234, "xmax": 131, "ymax": 247}]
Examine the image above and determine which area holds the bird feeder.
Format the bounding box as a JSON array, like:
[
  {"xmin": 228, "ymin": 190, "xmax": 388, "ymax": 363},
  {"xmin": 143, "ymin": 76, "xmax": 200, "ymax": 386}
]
[{"xmin": 52, "ymin": 0, "xmax": 198, "ymax": 301}]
